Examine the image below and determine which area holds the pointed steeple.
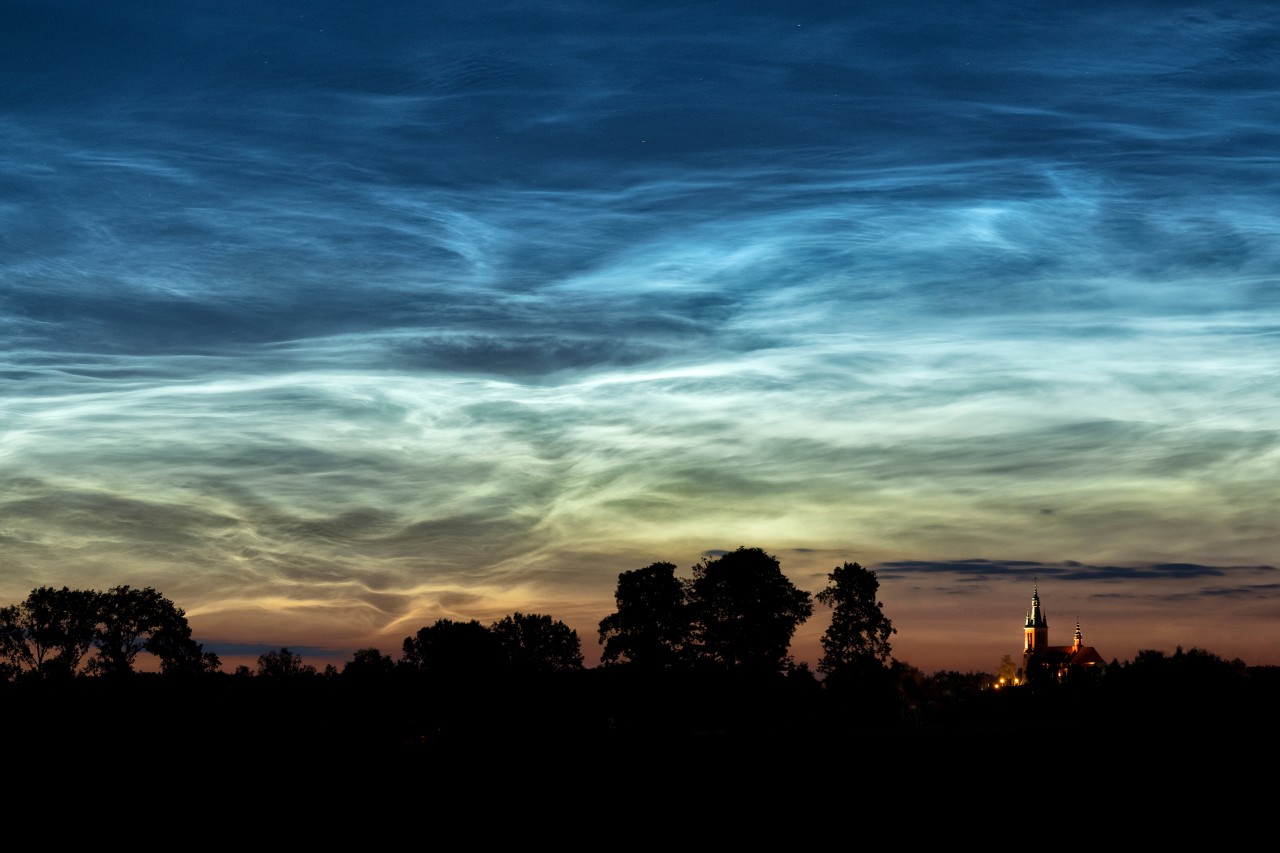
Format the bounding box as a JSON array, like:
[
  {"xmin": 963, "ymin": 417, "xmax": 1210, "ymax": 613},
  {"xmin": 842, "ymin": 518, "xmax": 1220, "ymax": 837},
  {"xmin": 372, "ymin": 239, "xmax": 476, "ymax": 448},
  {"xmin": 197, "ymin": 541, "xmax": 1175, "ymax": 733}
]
[
  {"xmin": 1025, "ymin": 580, "xmax": 1047, "ymax": 629},
  {"xmin": 1024, "ymin": 580, "xmax": 1050, "ymax": 657}
]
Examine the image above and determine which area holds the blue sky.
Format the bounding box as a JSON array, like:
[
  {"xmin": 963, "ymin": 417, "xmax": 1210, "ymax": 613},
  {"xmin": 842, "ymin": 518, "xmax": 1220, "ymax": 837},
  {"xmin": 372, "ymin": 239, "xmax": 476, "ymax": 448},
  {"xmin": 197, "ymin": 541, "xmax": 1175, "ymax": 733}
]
[{"xmin": 2, "ymin": 1, "xmax": 1277, "ymax": 673}]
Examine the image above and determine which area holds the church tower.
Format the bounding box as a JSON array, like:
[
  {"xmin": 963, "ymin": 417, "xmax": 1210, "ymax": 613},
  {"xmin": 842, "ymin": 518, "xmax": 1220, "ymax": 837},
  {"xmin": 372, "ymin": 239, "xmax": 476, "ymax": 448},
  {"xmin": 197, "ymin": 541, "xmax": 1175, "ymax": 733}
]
[{"xmin": 1024, "ymin": 581, "xmax": 1048, "ymax": 656}]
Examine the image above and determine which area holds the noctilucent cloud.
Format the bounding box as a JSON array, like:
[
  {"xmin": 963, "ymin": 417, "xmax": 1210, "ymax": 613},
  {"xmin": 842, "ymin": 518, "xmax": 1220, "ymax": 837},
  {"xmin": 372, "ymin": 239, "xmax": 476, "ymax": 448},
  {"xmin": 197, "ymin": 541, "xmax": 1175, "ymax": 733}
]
[{"xmin": 3, "ymin": 1, "xmax": 1278, "ymax": 674}]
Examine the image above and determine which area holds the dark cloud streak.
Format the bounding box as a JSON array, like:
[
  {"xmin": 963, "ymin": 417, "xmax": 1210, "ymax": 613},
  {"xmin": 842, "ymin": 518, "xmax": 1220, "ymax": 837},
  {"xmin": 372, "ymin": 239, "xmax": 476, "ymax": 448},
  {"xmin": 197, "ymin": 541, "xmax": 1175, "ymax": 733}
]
[{"xmin": 874, "ymin": 558, "xmax": 1276, "ymax": 583}]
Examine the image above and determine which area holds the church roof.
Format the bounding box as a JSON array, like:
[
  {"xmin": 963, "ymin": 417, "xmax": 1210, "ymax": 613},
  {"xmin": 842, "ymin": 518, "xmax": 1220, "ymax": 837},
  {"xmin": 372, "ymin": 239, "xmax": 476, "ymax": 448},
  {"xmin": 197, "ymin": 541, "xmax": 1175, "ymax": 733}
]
[{"xmin": 1069, "ymin": 646, "xmax": 1107, "ymax": 666}]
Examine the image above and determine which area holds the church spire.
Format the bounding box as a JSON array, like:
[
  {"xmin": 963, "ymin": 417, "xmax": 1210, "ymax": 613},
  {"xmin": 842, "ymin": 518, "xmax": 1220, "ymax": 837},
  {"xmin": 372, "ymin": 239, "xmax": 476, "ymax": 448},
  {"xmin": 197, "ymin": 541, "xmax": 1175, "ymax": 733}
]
[
  {"xmin": 1025, "ymin": 580, "xmax": 1047, "ymax": 629},
  {"xmin": 1023, "ymin": 580, "xmax": 1049, "ymax": 655}
]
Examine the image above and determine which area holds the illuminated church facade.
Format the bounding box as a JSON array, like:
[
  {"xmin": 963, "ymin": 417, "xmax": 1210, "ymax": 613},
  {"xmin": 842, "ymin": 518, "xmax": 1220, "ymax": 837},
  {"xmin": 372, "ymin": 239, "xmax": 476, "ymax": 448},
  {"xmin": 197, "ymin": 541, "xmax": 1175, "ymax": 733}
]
[{"xmin": 1022, "ymin": 582, "xmax": 1107, "ymax": 682}]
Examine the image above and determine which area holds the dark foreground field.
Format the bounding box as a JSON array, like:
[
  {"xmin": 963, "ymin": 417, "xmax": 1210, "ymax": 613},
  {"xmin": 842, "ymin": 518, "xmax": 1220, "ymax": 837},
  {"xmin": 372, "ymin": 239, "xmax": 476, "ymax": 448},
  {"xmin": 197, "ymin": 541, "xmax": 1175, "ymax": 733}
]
[{"xmin": 9, "ymin": 666, "xmax": 1276, "ymax": 803}]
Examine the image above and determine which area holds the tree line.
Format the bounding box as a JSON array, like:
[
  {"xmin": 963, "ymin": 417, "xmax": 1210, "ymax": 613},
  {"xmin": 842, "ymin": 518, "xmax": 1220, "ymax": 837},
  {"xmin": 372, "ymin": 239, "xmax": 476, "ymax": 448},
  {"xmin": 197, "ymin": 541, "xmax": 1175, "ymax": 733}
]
[
  {"xmin": 597, "ymin": 547, "xmax": 894, "ymax": 686},
  {"xmin": 4, "ymin": 546, "xmax": 1277, "ymax": 750},
  {"xmin": 0, "ymin": 546, "xmax": 897, "ymax": 687},
  {"xmin": 5, "ymin": 545, "xmax": 1274, "ymax": 737}
]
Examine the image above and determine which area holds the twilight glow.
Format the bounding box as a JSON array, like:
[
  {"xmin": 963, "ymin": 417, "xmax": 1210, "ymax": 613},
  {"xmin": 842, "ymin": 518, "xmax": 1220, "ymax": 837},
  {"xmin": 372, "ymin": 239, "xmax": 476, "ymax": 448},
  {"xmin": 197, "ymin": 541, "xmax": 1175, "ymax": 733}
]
[{"xmin": 3, "ymin": 1, "xmax": 1278, "ymax": 673}]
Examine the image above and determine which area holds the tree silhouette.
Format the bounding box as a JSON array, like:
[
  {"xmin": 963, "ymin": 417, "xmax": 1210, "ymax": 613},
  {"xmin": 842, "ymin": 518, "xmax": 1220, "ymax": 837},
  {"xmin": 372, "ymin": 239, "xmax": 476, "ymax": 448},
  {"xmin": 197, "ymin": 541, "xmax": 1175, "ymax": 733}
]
[
  {"xmin": 89, "ymin": 585, "xmax": 211, "ymax": 676},
  {"xmin": 256, "ymin": 647, "xmax": 316, "ymax": 679},
  {"xmin": 0, "ymin": 586, "xmax": 101, "ymax": 679},
  {"xmin": 997, "ymin": 654, "xmax": 1017, "ymax": 684},
  {"xmin": 688, "ymin": 547, "xmax": 813, "ymax": 674},
  {"xmin": 0, "ymin": 585, "xmax": 219, "ymax": 679},
  {"xmin": 400, "ymin": 618, "xmax": 505, "ymax": 680},
  {"xmin": 491, "ymin": 612, "xmax": 584, "ymax": 674},
  {"xmin": 597, "ymin": 561, "xmax": 691, "ymax": 669},
  {"xmin": 342, "ymin": 647, "xmax": 395, "ymax": 680},
  {"xmin": 815, "ymin": 562, "xmax": 896, "ymax": 684},
  {"xmin": 1100, "ymin": 645, "xmax": 1248, "ymax": 723},
  {"xmin": 146, "ymin": 618, "xmax": 222, "ymax": 676}
]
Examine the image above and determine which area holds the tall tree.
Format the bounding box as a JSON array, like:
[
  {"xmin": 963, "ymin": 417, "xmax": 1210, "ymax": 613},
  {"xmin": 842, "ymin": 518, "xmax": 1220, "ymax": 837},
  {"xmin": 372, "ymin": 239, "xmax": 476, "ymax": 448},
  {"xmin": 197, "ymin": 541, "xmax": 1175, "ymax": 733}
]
[
  {"xmin": 997, "ymin": 654, "xmax": 1018, "ymax": 684},
  {"xmin": 597, "ymin": 561, "xmax": 691, "ymax": 668},
  {"xmin": 146, "ymin": 616, "xmax": 222, "ymax": 676},
  {"xmin": 400, "ymin": 618, "xmax": 505, "ymax": 679},
  {"xmin": 0, "ymin": 603, "xmax": 36, "ymax": 676},
  {"xmin": 0, "ymin": 586, "xmax": 101, "ymax": 679},
  {"xmin": 491, "ymin": 612, "xmax": 584, "ymax": 674},
  {"xmin": 815, "ymin": 562, "xmax": 896, "ymax": 683},
  {"xmin": 90, "ymin": 585, "xmax": 187, "ymax": 676},
  {"xmin": 688, "ymin": 547, "xmax": 813, "ymax": 674}
]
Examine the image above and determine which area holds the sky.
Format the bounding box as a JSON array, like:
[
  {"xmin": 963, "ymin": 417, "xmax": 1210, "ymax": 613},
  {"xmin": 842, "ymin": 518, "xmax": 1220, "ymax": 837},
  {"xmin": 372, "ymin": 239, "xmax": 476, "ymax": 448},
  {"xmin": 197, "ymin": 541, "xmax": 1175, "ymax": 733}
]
[{"xmin": 2, "ymin": 0, "xmax": 1278, "ymax": 676}]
